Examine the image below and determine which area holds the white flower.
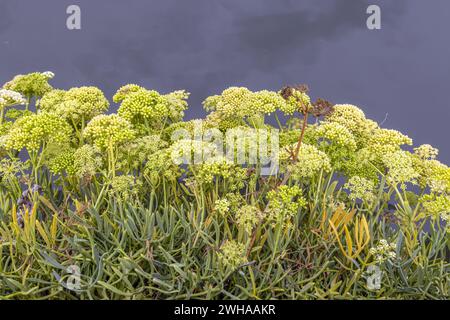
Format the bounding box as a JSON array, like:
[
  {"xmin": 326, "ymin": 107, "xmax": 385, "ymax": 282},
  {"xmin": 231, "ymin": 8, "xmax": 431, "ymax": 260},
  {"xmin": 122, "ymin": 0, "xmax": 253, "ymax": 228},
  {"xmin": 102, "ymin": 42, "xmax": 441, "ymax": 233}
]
[
  {"xmin": 42, "ymin": 71, "xmax": 55, "ymax": 79},
  {"xmin": 0, "ymin": 89, "xmax": 26, "ymax": 108}
]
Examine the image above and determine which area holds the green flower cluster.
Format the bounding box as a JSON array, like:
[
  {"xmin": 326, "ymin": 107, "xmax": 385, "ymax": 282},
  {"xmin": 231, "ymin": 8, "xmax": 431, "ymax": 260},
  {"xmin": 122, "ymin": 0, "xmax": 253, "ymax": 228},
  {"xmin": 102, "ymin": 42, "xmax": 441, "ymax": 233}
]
[
  {"xmin": 193, "ymin": 157, "xmax": 248, "ymax": 191},
  {"xmin": 73, "ymin": 144, "xmax": 103, "ymax": 179},
  {"xmin": 40, "ymin": 87, "xmax": 109, "ymax": 124},
  {"xmin": 113, "ymin": 84, "xmax": 145, "ymax": 103},
  {"xmin": 48, "ymin": 149, "xmax": 76, "ymax": 175},
  {"xmin": 315, "ymin": 122, "xmax": 357, "ymax": 151},
  {"xmin": 170, "ymin": 139, "xmax": 221, "ymax": 165},
  {"xmin": 203, "ymin": 87, "xmax": 290, "ymax": 130},
  {"xmin": 278, "ymin": 89, "xmax": 311, "ymax": 115},
  {"xmin": 414, "ymin": 144, "xmax": 439, "ymax": 161},
  {"xmin": 144, "ymin": 148, "xmax": 182, "ymax": 186},
  {"xmin": 0, "ymin": 158, "xmax": 28, "ymax": 181},
  {"xmin": 4, "ymin": 112, "xmax": 72, "ymax": 151},
  {"xmin": 0, "ymin": 89, "xmax": 26, "ymax": 109},
  {"xmin": 419, "ymin": 193, "xmax": 450, "ymax": 218},
  {"xmin": 214, "ymin": 198, "xmax": 230, "ymax": 216},
  {"xmin": 281, "ymin": 143, "xmax": 332, "ymax": 180},
  {"xmin": 3, "ymin": 72, "xmax": 53, "ymax": 98},
  {"xmin": 235, "ymin": 205, "xmax": 263, "ymax": 233},
  {"xmin": 367, "ymin": 128, "xmax": 412, "ymax": 157},
  {"xmin": 267, "ymin": 185, "xmax": 307, "ymax": 227},
  {"xmin": 418, "ymin": 159, "xmax": 450, "ymax": 193},
  {"xmin": 108, "ymin": 175, "xmax": 142, "ymax": 202},
  {"xmin": 325, "ymin": 104, "xmax": 378, "ymax": 145},
  {"xmin": 381, "ymin": 150, "xmax": 419, "ymax": 188},
  {"xmin": 83, "ymin": 114, "xmax": 135, "ymax": 149},
  {"xmin": 344, "ymin": 176, "xmax": 376, "ymax": 203},
  {"xmin": 117, "ymin": 134, "xmax": 168, "ymax": 171},
  {"xmin": 314, "ymin": 122, "xmax": 357, "ymax": 169},
  {"xmin": 164, "ymin": 90, "xmax": 190, "ymax": 122},
  {"xmin": 117, "ymin": 86, "xmax": 189, "ymax": 133},
  {"xmin": 369, "ymin": 239, "xmax": 397, "ymax": 263},
  {"xmin": 217, "ymin": 240, "xmax": 247, "ymax": 269}
]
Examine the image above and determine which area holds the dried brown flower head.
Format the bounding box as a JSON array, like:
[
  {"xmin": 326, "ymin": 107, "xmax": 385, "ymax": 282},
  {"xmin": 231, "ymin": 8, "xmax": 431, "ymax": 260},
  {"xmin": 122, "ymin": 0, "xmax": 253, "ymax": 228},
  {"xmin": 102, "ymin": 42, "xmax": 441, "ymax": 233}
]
[
  {"xmin": 280, "ymin": 84, "xmax": 309, "ymax": 100},
  {"xmin": 311, "ymin": 98, "xmax": 334, "ymax": 117}
]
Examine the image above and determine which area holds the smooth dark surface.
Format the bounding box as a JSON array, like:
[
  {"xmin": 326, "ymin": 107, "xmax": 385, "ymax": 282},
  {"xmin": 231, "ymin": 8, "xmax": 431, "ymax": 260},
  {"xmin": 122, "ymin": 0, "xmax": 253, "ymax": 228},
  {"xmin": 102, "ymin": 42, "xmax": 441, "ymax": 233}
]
[{"xmin": 0, "ymin": 0, "xmax": 448, "ymax": 163}]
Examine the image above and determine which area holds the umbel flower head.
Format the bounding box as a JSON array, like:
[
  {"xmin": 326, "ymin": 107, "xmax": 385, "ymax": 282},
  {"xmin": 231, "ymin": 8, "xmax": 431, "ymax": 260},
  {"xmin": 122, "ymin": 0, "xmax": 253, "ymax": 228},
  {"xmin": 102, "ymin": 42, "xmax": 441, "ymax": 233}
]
[
  {"xmin": 108, "ymin": 175, "xmax": 142, "ymax": 202},
  {"xmin": 47, "ymin": 148, "xmax": 76, "ymax": 176},
  {"xmin": 281, "ymin": 143, "xmax": 332, "ymax": 180},
  {"xmin": 367, "ymin": 128, "xmax": 413, "ymax": 157},
  {"xmin": 203, "ymin": 87, "xmax": 291, "ymax": 129},
  {"xmin": 369, "ymin": 239, "xmax": 397, "ymax": 264},
  {"xmin": 73, "ymin": 144, "xmax": 103, "ymax": 179},
  {"xmin": 279, "ymin": 84, "xmax": 312, "ymax": 115},
  {"xmin": 235, "ymin": 205, "xmax": 263, "ymax": 233},
  {"xmin": 217, "ymin": 240, "xmax": 247, "ymax": 269},
  {"xmin": 117, "ymin": 134, "xmax": 168, "ymax": 171},
  {"xmin": 419, "ymin": 193, "xmax": 450, "ymax": 218},
  {"xmin": 115, "ymin": 85, "xmax": 189, "ymax": 131},
  {"xmin": 0, "ymin": 89, "xmax": 26, "ymax": 109},
  {"xmin": 3, "ymin": 72, "xmax": 54, "ymax": 98},
  {"xmin": 344, "ymin": 176, "xmax": 376, "ymax": 203},
  {"xmin": 113, "ymin": 84, "xmax": 145, "ymax": 103},
  {"xmin": 4, "ymin": 112, "xmax": 72, "ymax": 152},
  {"xmin": 325, "ymin": 104, "xmax": 378, "ymax": 146},
  {"xmin": 213, "ymin": 198, "xmax": 231, "ymax": 216},
  {"xmin": 117, "ymin": 88, "xmax": 173, "ymax": 132},
  {"xmin": 267, "ymin": 185, "xmax": 307, "ymax": 227},
  {"xmin": 382, "ymin": 150, "xmax": 419, "ymax": 188},
  {"xmin": 193, "ymin": 156, "xmax": 248, "ymax": 191},
  {"xmin": 40, "ymin": 87, "xmax": 109, "ymax": 124},
  {"xmin": 164, "ymin": 90, "xmax": 190, "ymax": 122},
  {"xmin": 83, "ymin": 114, "xmax": 135, "ymax": 149},
  {"xmin": 314, "ymin": 122, "xmax": 357, "ymax": 169},
  {"xmin": 144, "ymin": 147, "xmax": 183, "ymax": 186},
  {"xmin": 414, "ymin": 144, "xmax": 439, "ymax": 161}
]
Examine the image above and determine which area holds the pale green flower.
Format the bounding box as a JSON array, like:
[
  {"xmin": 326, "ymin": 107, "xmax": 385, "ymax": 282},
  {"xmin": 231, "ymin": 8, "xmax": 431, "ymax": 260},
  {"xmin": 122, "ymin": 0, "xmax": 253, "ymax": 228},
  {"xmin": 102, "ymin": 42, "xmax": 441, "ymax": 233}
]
[
  {"xmin": 117, "ymin": 134, "xmax": 168, "ymax": 171},
  {"xmin": 203, "ymin": 87, "xmax": 291, "ymax": 129},
  {"xmin": 3, "ymin": 72, "xmax": 53, "ymax": 98},
  {"xmin": 83, "ymin": 114, "xmax": 135, "ymax": 150},
  {"xmin": 344, "ymin": 176, "xmax": 376, "ymax": 203},
  {"xmin": 217, "ymin": 240, "xmax": 247, "ymax": 269},
  {"xmin": 369, "ymin": 239, "xmax": 397, "ymax": 263},
  {"xmin": 47, "ymin": 148, "xmax": 76, "ymax": 175},
  {"xmin": 214, "ymin": 198, "xmax": 231, "ymax": 216},
  {"xmin": 267, "ymin": 185, "xmax": 306, "ymax": 227},
  {"xmin": 164, "ymin": 90, "xmax": 190, "ymax": 122},
  {"xmin": 193, "ymin": 156, "xmax": 248, "ymax": 191},
  {"xmin": 144, "ymin": 147, "xmax": 182, "ymax": 185},
  {"xmin": 281, "ymin": 143, "xmax": 332, "ymax": 180},
  {"xmin": 117, "ymin": 88, "xmax": 170, "ymax": 131},
  {"xmin": 73, "ymin": 144, "xmax": 103, "ymax": 178},
  {"xmin": 325, "ymin": 104, "xmax": 378, "ymax": 146},
  {"xmin": 108, "ymin": 175, "xmax": 142, "ymax": 201},
  {"xmin": 4, "ymin": 112, "xmax": 72, "ymax": 152},
  {"xmin": 315, "ymin": 122, "xmax": 357, "ymax": 151},
  {"xmin": 0, "ymin": 89, "xmax": 26, "ymax": 109},
  {"xmin": 113, "ymin": 84, "xmax": 145, "ymax": 103},
  {"xmin": 416, "ymin": 159, "xmax": 450, "ymax": 193},
  {"xmin": 414, "ymin": 144, "xmax": 439, "ymax": 160},
  {"xmin": 419, "ymin": 193, "xmax": 450, "ymax": 218},
  {"xmin": 40, "ymin": 87, "xmax": 109, "ymax": 124},
  {"xmin": 382, "ymin": 150, "xmax": 419, "ymax": 188},
  {"xmin": 367, "ymin": 128, "xmax": 413, "ymax": 157},
  {"xmin": 235, "ymin": 205, "xmax": 263, "ymax": 233}
]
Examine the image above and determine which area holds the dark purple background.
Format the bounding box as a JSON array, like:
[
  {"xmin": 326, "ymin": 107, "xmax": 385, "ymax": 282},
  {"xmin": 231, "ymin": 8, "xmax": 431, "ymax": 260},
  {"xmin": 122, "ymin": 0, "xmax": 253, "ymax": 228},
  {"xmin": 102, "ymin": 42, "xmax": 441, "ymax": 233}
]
[{"xmin": 1, "ymin": 0, "xmax": 449, "ymax": 164}]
